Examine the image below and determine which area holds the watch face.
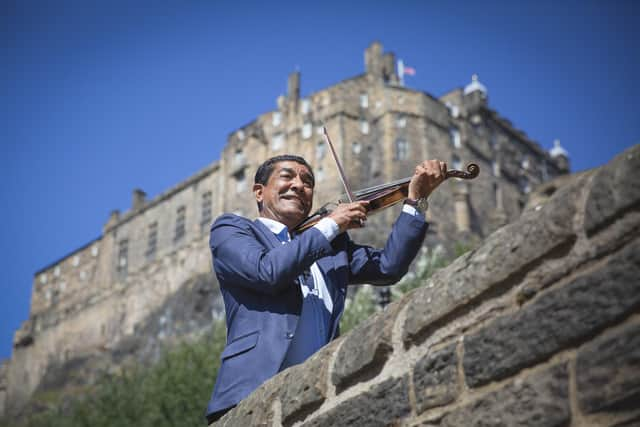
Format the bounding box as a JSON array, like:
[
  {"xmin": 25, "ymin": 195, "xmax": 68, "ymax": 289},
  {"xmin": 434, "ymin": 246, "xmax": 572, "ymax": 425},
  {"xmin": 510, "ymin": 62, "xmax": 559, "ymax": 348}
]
[{"xmin": 417, "ymin": 198, "xmax": 429, "ymax": 212}]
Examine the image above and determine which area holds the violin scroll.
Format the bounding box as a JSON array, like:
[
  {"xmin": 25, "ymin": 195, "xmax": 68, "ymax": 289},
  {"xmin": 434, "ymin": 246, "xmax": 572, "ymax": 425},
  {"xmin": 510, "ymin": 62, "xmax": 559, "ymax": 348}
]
[{"xmin": 445, "ymin": 163, "xmax": 479, "ymax": 180}]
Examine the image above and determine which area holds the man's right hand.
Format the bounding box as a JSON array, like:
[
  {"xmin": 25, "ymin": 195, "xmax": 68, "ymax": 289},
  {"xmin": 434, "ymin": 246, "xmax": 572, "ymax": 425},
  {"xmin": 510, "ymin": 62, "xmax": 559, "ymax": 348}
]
[{"xmin": 327, "ymin": 201, "xmax": 369, "ymax": 233}]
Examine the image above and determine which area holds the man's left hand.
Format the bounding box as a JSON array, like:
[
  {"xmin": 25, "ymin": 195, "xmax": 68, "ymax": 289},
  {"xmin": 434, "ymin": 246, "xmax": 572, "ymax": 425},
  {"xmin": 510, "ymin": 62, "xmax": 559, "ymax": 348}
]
[{"xmin": 408, "ymin": 160, "xmax": 447, "ymax": 200}]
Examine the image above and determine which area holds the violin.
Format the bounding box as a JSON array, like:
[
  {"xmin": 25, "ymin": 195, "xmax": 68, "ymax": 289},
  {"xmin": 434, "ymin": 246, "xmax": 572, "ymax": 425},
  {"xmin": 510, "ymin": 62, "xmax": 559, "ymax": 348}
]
[{"xmin": 293, "ymin": 163, "xmax": 480, "ymax": 233}]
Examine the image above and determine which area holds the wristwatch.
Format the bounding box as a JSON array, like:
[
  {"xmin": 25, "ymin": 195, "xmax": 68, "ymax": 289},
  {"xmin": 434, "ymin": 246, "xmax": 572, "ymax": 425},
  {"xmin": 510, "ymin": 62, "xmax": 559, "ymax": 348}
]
[{"xmin": 404, "ymin": 197, "xmax": 429, "ymax": 214}]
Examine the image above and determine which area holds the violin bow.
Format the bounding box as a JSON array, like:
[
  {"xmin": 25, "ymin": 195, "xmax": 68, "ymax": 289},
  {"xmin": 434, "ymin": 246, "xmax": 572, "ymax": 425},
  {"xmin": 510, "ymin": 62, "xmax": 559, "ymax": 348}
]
[{"xmin": 322, "ymin": 126, "xmax": 357, "ymax": 202}]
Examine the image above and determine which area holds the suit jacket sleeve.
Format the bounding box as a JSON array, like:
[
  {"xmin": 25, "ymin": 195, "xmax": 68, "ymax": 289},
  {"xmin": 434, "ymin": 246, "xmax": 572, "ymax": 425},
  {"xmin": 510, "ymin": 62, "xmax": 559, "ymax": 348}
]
[
  {"xmin": 346, "ymin": 210, "xmax": 428, "ymax": 285},
  {"xmin": 210, "ymin": 214, "xmax": 334, "ymax": 295}
]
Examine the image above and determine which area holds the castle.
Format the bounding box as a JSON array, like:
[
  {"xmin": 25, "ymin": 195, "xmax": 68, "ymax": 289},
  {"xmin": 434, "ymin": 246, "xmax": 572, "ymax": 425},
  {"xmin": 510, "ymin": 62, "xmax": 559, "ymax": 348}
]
[{"xmin": 0, "ymin": 42, "xmax": 569, "ymax": 417}]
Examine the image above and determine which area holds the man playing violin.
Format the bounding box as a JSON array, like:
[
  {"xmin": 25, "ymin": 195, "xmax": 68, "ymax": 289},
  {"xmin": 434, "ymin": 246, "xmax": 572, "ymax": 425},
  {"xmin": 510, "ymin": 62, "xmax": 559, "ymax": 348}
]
[{"xmin": 205, "ymin": 154, "xmax": 447, "ymax": 424}]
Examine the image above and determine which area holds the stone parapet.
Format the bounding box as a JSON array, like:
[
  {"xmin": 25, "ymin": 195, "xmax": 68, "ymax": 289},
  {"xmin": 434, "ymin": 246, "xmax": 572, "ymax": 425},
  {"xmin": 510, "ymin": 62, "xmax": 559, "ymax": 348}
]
[{"xmin": 216, "ymin": 144, "xmax": 640, "ymax": 426}]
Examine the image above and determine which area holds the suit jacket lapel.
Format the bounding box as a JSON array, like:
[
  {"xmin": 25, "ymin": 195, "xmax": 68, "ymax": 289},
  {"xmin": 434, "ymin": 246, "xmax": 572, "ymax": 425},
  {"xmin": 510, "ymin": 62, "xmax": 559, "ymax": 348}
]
[{"xmin": 253, "ymin": 218, "xmax": 282, "ymax": 249}]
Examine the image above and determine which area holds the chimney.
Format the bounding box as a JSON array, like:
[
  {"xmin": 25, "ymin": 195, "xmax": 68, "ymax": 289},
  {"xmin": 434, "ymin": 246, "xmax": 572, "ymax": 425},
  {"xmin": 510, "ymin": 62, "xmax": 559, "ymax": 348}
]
[
  {"xmin": 364, "ymin": 41, "xmax": 384, "ymax": 79},
  {"xmin": 382, "ymin": 52, "xmax": 399, "ymax": 84},
  {"xmin": 132, "ymin": 189, "xmax": 146, "ymax": 211},
  {"xmin": 287, "ymin": 71, "xmax": 300, "ymax": 102}
]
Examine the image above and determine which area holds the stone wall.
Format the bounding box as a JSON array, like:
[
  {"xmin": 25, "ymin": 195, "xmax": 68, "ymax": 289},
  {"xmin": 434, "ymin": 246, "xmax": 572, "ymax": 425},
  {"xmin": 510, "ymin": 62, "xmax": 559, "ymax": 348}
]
[{"xmin": 217, "ymin": 144, "xmax": 640, "ymax": 426}]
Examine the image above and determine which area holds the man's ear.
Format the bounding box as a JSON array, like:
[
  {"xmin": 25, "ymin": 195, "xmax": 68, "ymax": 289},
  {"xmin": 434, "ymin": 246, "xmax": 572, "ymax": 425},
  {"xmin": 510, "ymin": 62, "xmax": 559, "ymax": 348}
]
[{"xmin": 253, "ymin": 183, "xmax": 264, "ymax": 209}]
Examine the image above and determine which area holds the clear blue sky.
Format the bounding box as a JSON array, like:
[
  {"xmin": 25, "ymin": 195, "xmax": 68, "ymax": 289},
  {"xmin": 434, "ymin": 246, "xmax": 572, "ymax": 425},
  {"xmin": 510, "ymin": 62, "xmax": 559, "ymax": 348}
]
[{"xmin": 1, "ymin": 0, "xmax": 638, "ymax": 360}]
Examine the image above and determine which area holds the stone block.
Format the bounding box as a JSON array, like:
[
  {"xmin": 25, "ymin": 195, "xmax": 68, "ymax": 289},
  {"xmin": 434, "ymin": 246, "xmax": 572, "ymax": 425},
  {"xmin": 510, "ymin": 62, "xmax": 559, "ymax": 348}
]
[
  {"xmin": 403, "ymin": 178, "xmax": 580, "ymax": 345},
  {"xmin": 576, "ymin": 320, "xmax": 640, "ymax": 414},
  {"xmin": 413, "ymin": 342, "xmax": 459, "ymax": 414},
  {"xmin": 280, "ymin": 339, "xmax": 340, "ymax": 426},
  {"xmin": 332, "ymin": 298, "xmax": 405, "ymax": 392},
  {"xmin": 585, "ymin": 144, "xmax": 640, "ymax": 235},
  {"xmin": 218, "ymin": 338, "xmax": 340, "ymax": 426},
  {"xmin": 441, "ymin": 363, "xmax": 569, "ymax": 427},
  {"xmin": 217, "ymin": 382, "xmax": 275, "ymax": 427},
  {"xmin": 301, "ymin": 375, "xmax": 411, "ymax": 427},
  {"xmin": 463, "ymin": 239, "xmax": 640, "ymax": 388}
]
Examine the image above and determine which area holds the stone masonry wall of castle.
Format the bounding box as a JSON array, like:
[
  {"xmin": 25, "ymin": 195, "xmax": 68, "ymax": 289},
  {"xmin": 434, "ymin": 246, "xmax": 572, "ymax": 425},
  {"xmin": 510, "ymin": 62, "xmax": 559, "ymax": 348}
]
[
  {"xmin": 1, "ymin": 42, "xmax": 567, "ymax": 416},
  {"xmin": 215, "ymin": 144, "xmax": 640, "ymax": 427}
]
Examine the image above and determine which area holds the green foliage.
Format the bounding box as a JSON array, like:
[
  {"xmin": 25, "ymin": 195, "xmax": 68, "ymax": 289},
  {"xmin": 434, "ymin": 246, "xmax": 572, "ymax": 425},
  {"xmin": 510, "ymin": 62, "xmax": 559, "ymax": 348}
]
[
  {"xmin": 20, "ymin": 321, "xmax": 226, "ymax": 427},
  {"xmin": 339, "ymin": 285, "xmax": 378, "ymax": 335}
]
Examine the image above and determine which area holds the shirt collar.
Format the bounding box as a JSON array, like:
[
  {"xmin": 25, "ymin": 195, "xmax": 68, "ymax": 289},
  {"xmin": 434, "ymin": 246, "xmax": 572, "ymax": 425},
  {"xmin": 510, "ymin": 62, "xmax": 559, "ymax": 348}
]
[{"xmin": 257, "ymin": 217, "xmax": 289, "ymax": 239}]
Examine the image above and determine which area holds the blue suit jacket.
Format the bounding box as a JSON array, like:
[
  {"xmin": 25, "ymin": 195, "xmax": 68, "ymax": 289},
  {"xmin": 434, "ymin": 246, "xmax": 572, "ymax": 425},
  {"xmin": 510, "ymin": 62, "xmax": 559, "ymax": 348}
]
[{"xmin": 205, "ymin": 211, "xmax": 428, "ymax": 418}]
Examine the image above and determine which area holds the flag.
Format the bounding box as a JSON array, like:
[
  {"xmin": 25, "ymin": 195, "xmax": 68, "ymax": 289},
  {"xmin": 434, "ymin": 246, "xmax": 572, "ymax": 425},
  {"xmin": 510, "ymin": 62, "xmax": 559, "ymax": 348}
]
[{"xmin": 403, "ymin": 65, "xmax": 416, "ymax": 76}]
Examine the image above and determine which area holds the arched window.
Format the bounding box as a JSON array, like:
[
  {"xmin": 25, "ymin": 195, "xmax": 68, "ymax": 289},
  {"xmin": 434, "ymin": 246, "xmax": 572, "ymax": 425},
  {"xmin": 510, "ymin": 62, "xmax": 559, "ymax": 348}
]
[{"xmin": 395, "ymin": 139, "xmax": 409, "ymax": 160}]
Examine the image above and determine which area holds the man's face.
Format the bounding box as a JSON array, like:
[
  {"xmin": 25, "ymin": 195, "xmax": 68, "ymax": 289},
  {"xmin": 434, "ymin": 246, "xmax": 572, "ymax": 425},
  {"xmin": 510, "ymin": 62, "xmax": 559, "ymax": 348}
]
[{"xmin": 253, "ymin": 161, "xmax": 314, "ymax": 228}]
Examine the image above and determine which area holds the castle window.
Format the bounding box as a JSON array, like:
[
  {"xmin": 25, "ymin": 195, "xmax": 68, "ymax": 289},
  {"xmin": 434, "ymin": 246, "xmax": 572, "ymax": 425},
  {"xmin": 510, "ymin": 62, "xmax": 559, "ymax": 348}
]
[
  {"xmin": 271, "ymin": 133, "xmax": 284, "ymax": 150},
  {"xmin": 117, "ymin": 239, "xmax": 128, "ymax": 274},
  {"xmin": 201, "ymin": 191, "xmax": 212, "ymax": 231},
  {"xmin": 235, "ymin": 170, "xmax": 247, "ymax": 193},
  {"xmin": 146, "ymin": 222, "xmax": 158, "ymax": 260},
  {"xmin": 272, "ymin": 111, "xmax": 282, "ymax": 127},
  {"xmin": 360, "ymin": 120, "xmax": 369, "ymax": 135},
  {"xmin": 80, "ymin": 271, "xmax": 87, "ymax": 281},
  {"xmin": 234, "ymin": 148, "xmax": 245, "ymax": 166},
  {"xmin": 352, "ymin": 141, "xmax": 362, "ymax": 155},
  {"xmin": 360, "ymin": 93, "xmax": 368, "ymax": 108},
  {"xmin": 489, "ymin": 131, "xmax": 497, "ymax": 149},
  {"xmin": 316, "ymin": 141, "xmax": 326, "ymax": 160},
  {"xmin": 54, "ymin": 266, "xmax": 60, "ymax": 277},
  {"xmin": 396, "ymin": 114, "xmax": 407, "ymax": 128},
  {"xmin": 449, "ymin": 127, "xmax": 461, "ymax": 148},
  {"xmin": 72, "ymin": 256, "xmax": 80, "ymax": 267},
  {"xmin": 302, "ymin": 122, "xmax": 312, "ymax": 139},
  {"xmin": 520, "ymin": 176, "xmax": 531, "ymax": 194},
  {"xmin": 446, "ymin": 102, "xmax": 460, "ymax": 118},
  {"xmin": 452, "ymin": 154, "xmax": 462, "ymax": 171},
  {"xmin": 237, "ymin": 129, "xmax": 245, "ymax": 140},
  {"xmin": 521, "ymin": 155, "xmax": 530, "ymax": 170},
  {"xmin": 91, "ymin": 245, "xmax": 99, "ymax": 257},
  {"xmin": 174, "ymin": 206, "xmax": 186, "ymax": 242},
  {"xmin": 492, "ymin": 161, "xmax": 500, "ymax": 177},
  {"xmin": 395, "ymin": 139, "xmax": 409, "ymax": 160},
  {"xmin": 301, "ymin": 99, "xmax": 310, "ymax": 114},
  {"xmin": 40, "ymin": 274, "xmax": 47, "ymax": 285}
]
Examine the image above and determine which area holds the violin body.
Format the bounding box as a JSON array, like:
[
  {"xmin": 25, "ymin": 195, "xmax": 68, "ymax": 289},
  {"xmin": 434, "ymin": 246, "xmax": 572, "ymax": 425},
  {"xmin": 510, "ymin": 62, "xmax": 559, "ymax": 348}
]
[{"xmin": 294, "ymin": 163, "xmax": 479, "ymax": 233}]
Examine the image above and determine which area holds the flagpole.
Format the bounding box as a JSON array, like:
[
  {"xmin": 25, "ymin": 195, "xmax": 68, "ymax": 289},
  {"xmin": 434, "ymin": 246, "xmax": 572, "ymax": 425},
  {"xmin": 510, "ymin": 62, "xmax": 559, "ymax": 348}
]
[{"xmin": 397, "ymin": 59, "xmax": 405, "ymax": 86}]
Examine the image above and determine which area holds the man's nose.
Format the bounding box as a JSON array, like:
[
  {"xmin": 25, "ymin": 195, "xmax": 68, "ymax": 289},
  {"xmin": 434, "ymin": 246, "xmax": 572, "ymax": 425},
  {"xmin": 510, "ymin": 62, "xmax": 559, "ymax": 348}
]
[{"xmin": 290, "ymin": 176, "xmax": 304, "ymax": 192}]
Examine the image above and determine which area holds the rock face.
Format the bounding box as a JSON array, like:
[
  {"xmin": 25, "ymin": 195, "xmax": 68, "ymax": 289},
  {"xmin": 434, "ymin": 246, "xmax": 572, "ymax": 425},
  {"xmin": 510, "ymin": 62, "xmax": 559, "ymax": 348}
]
[{"xmin": 216, "ymin": 144, "xmax": 640, "ymax": 426}]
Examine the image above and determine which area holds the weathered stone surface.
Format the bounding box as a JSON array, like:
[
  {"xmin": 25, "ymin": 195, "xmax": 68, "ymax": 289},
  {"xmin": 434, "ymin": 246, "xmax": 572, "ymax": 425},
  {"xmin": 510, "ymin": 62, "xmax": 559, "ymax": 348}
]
[
  {"xmin": 576, "ymin": 320, "xmax": 640, "ymax": 414},
  {"xmin": 442, "ymin": 364, "xmax": 569, "ymax": 427},
  {"xmin": 585, "ymin": 144, "xmax": 640, "ymax": 235},
  {"xmin": 403, "ymin": 177, "xmax": 580, "ymax": 345},
  {"xmin": 612, "ymin": 414, "xmax": 640, "ymax": 427},
  {"xmin": 217, "ymin": 381, "xmax": 276, "ymax": 427},
  {"xmin": 332, "ymin": 297, "xmax": 406, "ymax": 392},
  {"xmin": 413, "ymin": 342, "xmax": 459, "ymax": 414},
  {"xmin": 279, "ymin": 339, "xmax": 341, "ymax": 426},
  {"xmin": 217, "ymin": 338, "xmax": 340, "ymax": 426},
  {"xmin": 301, "ymin": 375, "xmax": 411, "ymax": 427},
  {"xmin": 463, "ymin": 239, "xmax": 640, "ymax": 388}
]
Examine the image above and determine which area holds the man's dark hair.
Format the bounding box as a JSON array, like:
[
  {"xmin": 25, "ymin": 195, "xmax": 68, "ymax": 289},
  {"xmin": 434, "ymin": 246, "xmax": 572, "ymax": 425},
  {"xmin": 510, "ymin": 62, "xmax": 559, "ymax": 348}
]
[{"xmin": 254, "ymin": 154, "xmax": 315, "ymax": 187}]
